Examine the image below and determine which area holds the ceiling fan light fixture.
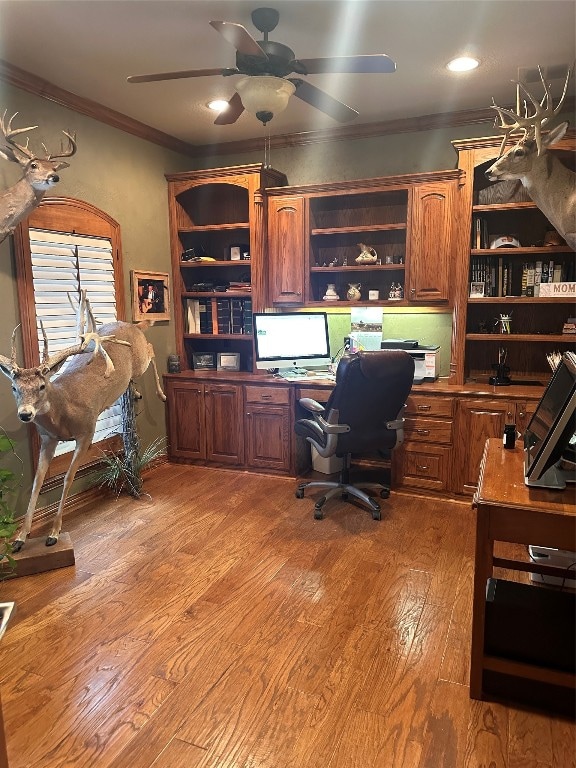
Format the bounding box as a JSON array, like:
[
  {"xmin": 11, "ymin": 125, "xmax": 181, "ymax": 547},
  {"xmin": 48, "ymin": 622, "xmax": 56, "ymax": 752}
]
[
  {"xmin": 207, "ymin": 99, "xmax": 230, "ymax": 112},
  {"xmin": 235, "ymin": 75, "xmax": 296, "ymax": 125},
  {"xmin": 447, "ymin": 56, "xmax": 480, "ymax": 73}
]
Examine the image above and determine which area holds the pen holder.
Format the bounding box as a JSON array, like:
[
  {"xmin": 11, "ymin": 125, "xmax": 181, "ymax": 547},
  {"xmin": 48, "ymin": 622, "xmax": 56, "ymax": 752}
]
[{"xmin": 489, "ymin": 363, "xmax": 511, "ymax": 386}]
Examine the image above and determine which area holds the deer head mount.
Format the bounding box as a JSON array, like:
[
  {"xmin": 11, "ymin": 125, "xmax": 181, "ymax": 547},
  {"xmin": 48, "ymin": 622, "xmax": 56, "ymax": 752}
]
[
  {"xmin": 485, "ymin": 65, "xmax": 575, "ymax": 250},
  {"xmin": 0, "ymin": 292, "xmax": 166, "ymax": 553},
  {"xmin": 0, "ymin": 110, "xmax": 77, "ymax": 244}
]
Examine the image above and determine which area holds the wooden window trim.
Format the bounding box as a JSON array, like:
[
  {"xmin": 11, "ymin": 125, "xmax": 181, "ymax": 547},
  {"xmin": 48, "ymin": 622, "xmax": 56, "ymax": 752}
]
[{"xmin": 12, "ymin": 197, "xmax": 126, "ymax": 484}]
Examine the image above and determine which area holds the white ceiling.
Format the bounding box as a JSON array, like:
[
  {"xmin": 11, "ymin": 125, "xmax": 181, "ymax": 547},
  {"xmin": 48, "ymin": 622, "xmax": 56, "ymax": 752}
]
[{"xmin": 0, "ymin": 0, "xmax": 574, "ymax": 148}]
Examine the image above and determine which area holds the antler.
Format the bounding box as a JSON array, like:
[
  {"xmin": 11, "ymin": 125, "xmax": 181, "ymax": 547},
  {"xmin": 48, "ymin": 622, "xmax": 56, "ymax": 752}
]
[
  {"xmin": 0, "ymin": 326, "xmax": 21, "ymax": 373},
  {"xmin": 0, "ymin": 110, "xmax": 37, "ymax": 162},
  {"xmin": 42, "ymin": 130, "xmax": 77, "ymax": 161},
  {"xmin": 491, "ymin": 65, "xmax": 573, "ymax": 157}
]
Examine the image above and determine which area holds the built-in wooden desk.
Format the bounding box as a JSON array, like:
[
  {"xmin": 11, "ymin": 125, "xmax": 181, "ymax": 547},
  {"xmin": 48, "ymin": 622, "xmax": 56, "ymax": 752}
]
[{"xmin": 471, "ymin": 438, "xmax": 576, "ymax": 713}]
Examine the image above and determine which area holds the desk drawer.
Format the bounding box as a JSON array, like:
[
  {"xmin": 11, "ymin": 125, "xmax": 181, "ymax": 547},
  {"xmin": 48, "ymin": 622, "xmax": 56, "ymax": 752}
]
[
  {"xmin": 395, "ymin": 443, "xmax": 451, "ymax": 492},
  {"xmin": 297, "ymin": 386, "xmax": 331, "ymax": 403},
  {"xmin": 404, "ymin": 417, "xmax": 453, "ymax": 445},
  {"xmin": 405, "ymin": 395, "xmax": 454, "ymax": 418},
  {"xmin": 245, "ymin": 385, "xmax": 290, "ymax": 405}
]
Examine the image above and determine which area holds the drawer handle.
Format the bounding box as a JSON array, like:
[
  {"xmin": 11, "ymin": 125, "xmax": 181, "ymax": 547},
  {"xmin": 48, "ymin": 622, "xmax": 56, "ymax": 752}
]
[
  {"xmin": 417, "ymin": 405, "xmax": 431, "ymax": 411},
  {"xmin": 261, "ymin": 394, "xmax": 272, "ymax": 400},
  {"xmin": 417, "ymin": 464, "xmax": 429, "ymax": 471},
  {"xmin": 415, "ymin": 429, "xmax": 430, "ymax": 435}
]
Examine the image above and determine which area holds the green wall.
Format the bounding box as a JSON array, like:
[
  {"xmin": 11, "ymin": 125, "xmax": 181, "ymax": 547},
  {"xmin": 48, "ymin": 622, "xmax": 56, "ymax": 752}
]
[{"xmin": 0, "ymin": 83, "xmax": 191, "ymax": 514}]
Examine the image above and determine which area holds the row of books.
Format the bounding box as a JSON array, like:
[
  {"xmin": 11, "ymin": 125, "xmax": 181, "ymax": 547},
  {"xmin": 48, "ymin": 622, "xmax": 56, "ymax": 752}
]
[
  {"xmin": 469, "ymin": 257, "xmax": 569, "ymax": 297},
  {"xmin": 186, "ymin": 297, "xmax": 253, "ymax": 335}
]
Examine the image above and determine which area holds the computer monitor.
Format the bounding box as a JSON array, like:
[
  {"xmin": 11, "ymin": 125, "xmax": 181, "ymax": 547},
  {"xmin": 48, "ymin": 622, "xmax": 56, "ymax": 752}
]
[
  {"xmin": 524, "ymin": 350, "xmax": 576, "ymax": 489},
  {"xmin": 253, "ymin": 312, "xmax": 331, "ymax": 377}
]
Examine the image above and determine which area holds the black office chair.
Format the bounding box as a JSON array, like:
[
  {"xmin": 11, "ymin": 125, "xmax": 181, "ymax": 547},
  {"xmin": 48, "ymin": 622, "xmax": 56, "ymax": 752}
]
[{"xmin": 295, "ymin": 350, "xmax": 415, "ymax": 520}]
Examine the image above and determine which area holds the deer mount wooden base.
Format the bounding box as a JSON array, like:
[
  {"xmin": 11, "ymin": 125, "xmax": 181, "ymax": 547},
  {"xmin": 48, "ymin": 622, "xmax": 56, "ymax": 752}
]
[{"xmin": 4, "ymin": 532, "xmax": 75, "ymax": 579}]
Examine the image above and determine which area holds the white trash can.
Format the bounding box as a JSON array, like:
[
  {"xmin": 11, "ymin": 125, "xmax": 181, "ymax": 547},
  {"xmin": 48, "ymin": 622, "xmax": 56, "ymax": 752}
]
[{"xmin": 311, "ymin": 446, "xmax": 344, "ymax": 474}]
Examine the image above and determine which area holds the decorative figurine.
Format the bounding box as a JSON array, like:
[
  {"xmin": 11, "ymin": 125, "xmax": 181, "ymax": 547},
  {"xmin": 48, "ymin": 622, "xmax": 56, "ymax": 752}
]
[
  {"xmin": 323, "ymin": 283, "xmax": 339, "ymax": 301},
  {"xmin": 346, "ymin": 283, "xmax": 362, "ymax": 301},
  {"xmin": 355, "ymin": 243, "xmax": 378, "ymax": 264},
  {"xmin": 495, "ymin": 313, "xmax": 512, "ymax": 334}
]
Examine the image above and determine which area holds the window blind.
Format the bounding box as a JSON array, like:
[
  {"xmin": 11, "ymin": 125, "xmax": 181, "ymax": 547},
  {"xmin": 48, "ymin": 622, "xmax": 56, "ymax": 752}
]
[{"xmin": 29, "ymin": 228, "xmax": 122, "ymax": 456}]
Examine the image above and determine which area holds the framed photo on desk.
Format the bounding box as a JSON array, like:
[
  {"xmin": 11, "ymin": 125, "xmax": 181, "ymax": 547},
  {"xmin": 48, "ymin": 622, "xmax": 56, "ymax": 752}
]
[{"xmin": 217, "ymin": 352, "xmax": 241, "ymax": 371}]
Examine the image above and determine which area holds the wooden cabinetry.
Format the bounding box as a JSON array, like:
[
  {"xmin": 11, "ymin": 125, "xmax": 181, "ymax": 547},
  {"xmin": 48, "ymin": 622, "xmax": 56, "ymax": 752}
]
[
  {"xmin": 394, "ymin": 393, "xmax": 454, "ymax": 493},
  {"xmin": 267, "ymin": 195, "xmax": 306, "ymax": 305},
  {"xmin": 266, "ymin": 170, "xmax": 462, "ymax": 307},
  {"xmin": 164, "ymin": 377, "xmax": 244, "ymax": 466},
  {"xmin": 164, "ymin": 374, "xmax": 294, "ymax": 474},
  {"xmin": 244, "ymin": 384, "xmax": 292, "ymax": 472},
  {"xmin": 454, "ymin": 396, "xmax": 537, "ymax": 495},
  {"xmin": 450, "ymin": 134, "xmax": 575, "ymax": 386},
  {"xmin": 408, "ymin": 182, "xmax": 456, "ymax": 302},
  {"xmin": 166, "ymin": 164, "xmax": 286, "ymax": 373}
]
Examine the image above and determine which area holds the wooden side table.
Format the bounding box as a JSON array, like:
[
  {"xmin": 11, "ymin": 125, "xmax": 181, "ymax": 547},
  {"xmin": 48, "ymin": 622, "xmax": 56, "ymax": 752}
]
[{"xmin": 470, "ymin": 439, "xmax": 576, "ymax": 711}]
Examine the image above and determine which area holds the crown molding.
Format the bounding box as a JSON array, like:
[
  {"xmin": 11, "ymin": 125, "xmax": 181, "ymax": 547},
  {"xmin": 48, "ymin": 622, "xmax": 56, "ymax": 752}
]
[
  {"xmin": 2, "ymin": 59, "xmax": 573, "ymax": 159},
  {"xmin": 0, "ymin": 59, "xmax": 199, "ymax": 157}
]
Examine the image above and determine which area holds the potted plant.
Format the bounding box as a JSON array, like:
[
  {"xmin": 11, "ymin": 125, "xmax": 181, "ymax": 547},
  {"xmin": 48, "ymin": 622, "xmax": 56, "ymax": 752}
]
[{"xmin": 0, "ymin": 429, "xmax": 20, "ymax": 579}]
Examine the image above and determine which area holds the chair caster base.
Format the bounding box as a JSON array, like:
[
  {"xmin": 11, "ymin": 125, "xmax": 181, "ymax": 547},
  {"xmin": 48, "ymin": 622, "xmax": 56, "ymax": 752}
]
[
  {"xmin": 380, "ymin": 488, "xmax": 390, "ymax": 499},
  {"xmin": 295, "ymin": 488, "xmax": 305, "ymax": 499},
  {"xmin": 314, "ymin": 506, "xmax": 324, "ymax": 520}
]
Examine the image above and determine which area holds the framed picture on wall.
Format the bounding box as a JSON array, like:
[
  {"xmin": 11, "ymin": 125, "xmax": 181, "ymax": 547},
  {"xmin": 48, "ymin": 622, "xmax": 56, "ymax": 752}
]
[{"xmin": 132, "ymin": 270, "xmax": 170, "ymax": 321}]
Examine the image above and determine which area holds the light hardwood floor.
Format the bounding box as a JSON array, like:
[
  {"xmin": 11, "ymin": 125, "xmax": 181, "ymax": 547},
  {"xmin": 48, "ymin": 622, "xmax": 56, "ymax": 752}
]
[{"xmin": 0, "ymin": 463, "xmax": 574, "ymax": 768}]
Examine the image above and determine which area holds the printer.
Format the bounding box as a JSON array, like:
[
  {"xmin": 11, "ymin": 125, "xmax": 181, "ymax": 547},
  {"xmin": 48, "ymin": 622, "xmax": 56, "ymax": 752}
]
[{"xmin": 380, "ymin": 339, "xmax": 440, "ymax": 383}]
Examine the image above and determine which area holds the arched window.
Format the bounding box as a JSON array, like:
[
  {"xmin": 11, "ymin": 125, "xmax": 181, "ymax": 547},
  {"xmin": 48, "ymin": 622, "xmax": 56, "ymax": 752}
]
[{"xmin": 12, "ymin": 197, "xmax": 126, "ymax": 486}]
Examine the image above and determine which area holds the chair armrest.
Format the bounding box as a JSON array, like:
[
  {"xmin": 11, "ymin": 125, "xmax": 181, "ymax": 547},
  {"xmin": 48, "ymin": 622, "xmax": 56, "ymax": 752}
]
[{"xmin": 298, "ymin": 397, "xmax": 325, "ymax": 414}]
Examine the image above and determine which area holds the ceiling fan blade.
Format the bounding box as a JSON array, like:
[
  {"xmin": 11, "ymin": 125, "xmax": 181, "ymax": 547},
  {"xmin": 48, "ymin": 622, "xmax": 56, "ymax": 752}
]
[
  {"xmin": 213, "ymin": 92, "xmax": 245, "ymax": 125},
  {"xmin": 210, "ymin": 20, "xmax": 268, "ymax": 58},
  {"xmin": 293, "ymin": 54, "xmax": 396, "ymax": 75},
  {"xmin": 290, "ymin": 79, "xmax": 359, "ymax": 123},
  {"xmin": 127, "ymin": 68, "xmax": 232, "ymax": 83}
]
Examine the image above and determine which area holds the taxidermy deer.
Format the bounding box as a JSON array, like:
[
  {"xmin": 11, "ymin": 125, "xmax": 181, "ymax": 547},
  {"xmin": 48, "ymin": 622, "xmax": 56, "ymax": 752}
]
[
  {"xmin": 485, "ymin": 65, "xmax": 575, "ymax": 250},
  {"xmin": 0, "ymin": 293, "xmax": 166, "ymax": 552},
  {"xmin": 0, "ymin": 110, "xmax": 77, "ymax": 244}
]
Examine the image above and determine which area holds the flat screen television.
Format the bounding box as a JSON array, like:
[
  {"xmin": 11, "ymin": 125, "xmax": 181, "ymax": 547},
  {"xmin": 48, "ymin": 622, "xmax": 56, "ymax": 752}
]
[
  {"xmin": 524, "ymin": 350, "xmax": 576, "ymax": 489},
  {"xmin": 253, "ymin": 312, "xmax": 331, "ymax": 377}
]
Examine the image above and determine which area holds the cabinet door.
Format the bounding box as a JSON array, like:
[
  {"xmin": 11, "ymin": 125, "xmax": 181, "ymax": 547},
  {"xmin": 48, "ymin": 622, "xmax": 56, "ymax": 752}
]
[
  {"xmin": 245, "ymin": 404, "xmax": 292, "ymax": 472},
  {"xmin": 165, "ymin": 381, "xmax": 206, "ymax": 461},
  {"xmin": 516, "ymin": 400, "xmax": 537, "ymax": 440},
  {"xmin": 454, "ymin": 398, "xmax": 513, "ymax": 495},
  {"xmin": 408, "ymin": 182, "xmax": 455, "ymax": 302},
  {"xmin": 205, "ymin": 383, "xmax": 244, "ymax": 465},
  {"xmin": 268, "ymin": 195, "xmax": 305, "ymax": 305}
]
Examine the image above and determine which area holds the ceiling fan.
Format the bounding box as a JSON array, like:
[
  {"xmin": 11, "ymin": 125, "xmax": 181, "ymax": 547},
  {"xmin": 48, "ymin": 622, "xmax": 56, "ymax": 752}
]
[{"xmin": 127, "ymin": 6, "xmax": 396, "ymax": 126}]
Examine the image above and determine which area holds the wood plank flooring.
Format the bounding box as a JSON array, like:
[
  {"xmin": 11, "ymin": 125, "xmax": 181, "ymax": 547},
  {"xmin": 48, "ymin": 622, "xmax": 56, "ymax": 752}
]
[{"xmin": 0, "ymin": 463, "xmax": 574, "ymax": 768}]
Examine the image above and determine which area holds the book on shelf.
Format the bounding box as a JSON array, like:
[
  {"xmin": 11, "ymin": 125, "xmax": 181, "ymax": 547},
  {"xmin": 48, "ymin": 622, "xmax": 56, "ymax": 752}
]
[
  {"xmin": 534, "ymin": 261, "xmax": 542, "ymax": 297},
  {"xmin": 471, "ymin": 216, "xmax": 489, "ymax": 249},
  {"xmin": 186, "ymin": 299, "xmax": 201, "ymax": 333},
  {"xmin": 198, "ymin": 298, "xmax": 213, "ymax": 334}
]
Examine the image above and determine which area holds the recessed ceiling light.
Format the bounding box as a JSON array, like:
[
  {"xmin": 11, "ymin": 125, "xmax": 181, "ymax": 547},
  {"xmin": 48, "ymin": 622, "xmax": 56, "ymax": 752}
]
[
  {"xmin": 447, "ymin": 57, "xmax": 480, "ymax": 72},
  {"xmin": 207, "ymin": 99, "xmax": 230, "ymax": 112}
]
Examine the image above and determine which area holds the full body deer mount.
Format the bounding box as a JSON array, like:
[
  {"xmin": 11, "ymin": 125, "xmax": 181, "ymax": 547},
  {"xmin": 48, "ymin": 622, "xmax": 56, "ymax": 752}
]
[
  {"xmin": 0, "ymin": 294, "xmax": 166, "ymax": 552},
  {"xmin": 0, "ymin": 110, "xmax": 77, "ymax": 244},
  {"xmin": 485, "ymin": 66, "xmax": 575, "ymax": 250}
]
